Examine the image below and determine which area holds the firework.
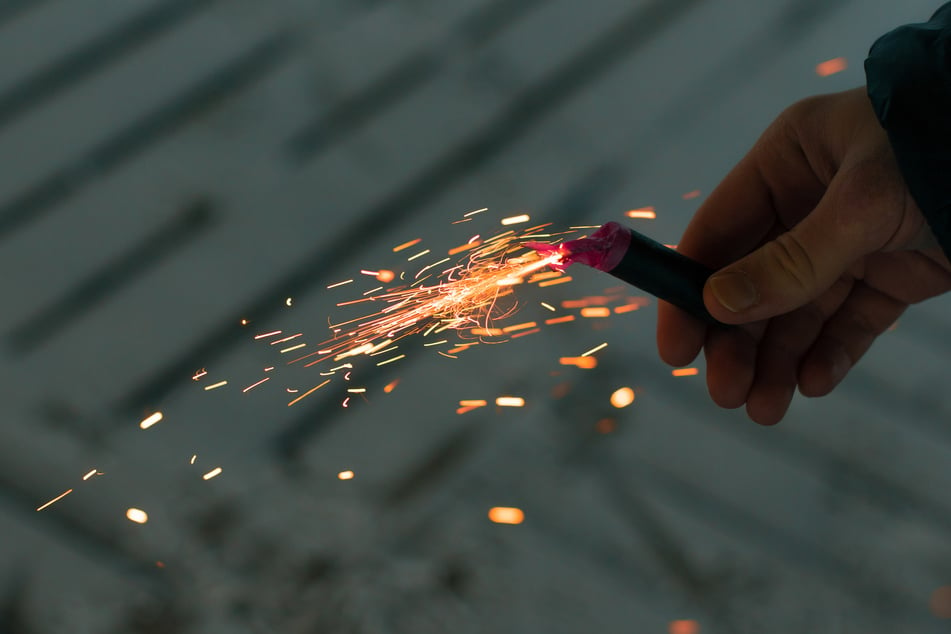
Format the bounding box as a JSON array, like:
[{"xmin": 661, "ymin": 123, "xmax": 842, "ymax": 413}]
[{"xmin": 529, "ymin": 222, "xmax": 721, "ymax": 325}]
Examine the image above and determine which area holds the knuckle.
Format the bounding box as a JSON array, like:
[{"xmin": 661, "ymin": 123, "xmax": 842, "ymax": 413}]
[{"xmin": 764, "ymin": 233, "xmax": 817, "ymax": 294}]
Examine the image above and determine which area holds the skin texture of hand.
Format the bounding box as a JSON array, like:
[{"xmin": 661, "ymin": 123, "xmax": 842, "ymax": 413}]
[{"xmin": 656, "ymin": 87, "xmax": 951, "ymax": 425}]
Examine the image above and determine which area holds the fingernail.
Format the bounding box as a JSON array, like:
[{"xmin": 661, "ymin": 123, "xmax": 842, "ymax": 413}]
[{"xmin": 709, "ymin": 271, "xmax": 757, "ymax": 313}]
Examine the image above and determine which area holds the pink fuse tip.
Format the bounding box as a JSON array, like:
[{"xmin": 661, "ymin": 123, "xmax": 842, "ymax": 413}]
[{"xmin": 527, "ymin": 222, "xmax": 630, "ymax": 272}]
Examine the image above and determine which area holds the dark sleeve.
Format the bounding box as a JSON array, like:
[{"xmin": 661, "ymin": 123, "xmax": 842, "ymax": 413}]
[{"xmin": 865, "ymin": 3, "xmax": 951, "ymax": 259}]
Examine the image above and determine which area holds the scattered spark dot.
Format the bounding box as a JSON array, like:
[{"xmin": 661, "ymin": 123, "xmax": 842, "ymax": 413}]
[
  {"xmin": 327, "ymin": 279, "xmax": 354, "ymax": 289},
  {"xmin": 540, "ymin": 302, "xmax": 556, "ymax": 311},
  {"xmin": 242, "ymin": 377, "xmax": 270, "ymax": 393},
  {"xmin": 240, "ymin": 319, "xmax": 249, "ymax": 326},
  {"xmin": 255, "ymin": 330, "xmax": 282, "ymax": 340},
  {"xmin": 488, "ymin": 507, "xmax": 524, "ymax": 525},
  {"xmin": 545, "ymin": 315, "xmax": 575, "ymax": 325},
  {"xmin": 264, "ymin": 366, "xmax": 275, "ymax": 372},
  {"xmin": 500, "ymin": 214, "xmax": 530, "ymax": 226},
  {"xmin": 596, "ymin": 418, "xmax": 617, "ymax": 434},
  {"xmin": 280, "ymin": 343, "xmax": 307, "ymax": 353},
  {"xmin": 192, "ymin": 368, "xmax": 207, "ymax": 381},
  {"xmin": 376, "ymin": 354, "xmax": 405, "ymax": 367},
  {"xmin": 456, "ymin": 405, "xmax": 478, "ymax": 414},
  {"xmin": 816, "ymin": 56, "xmax": 847, "ymax": 77},
  {"xmin": 270, "ymin": 333, "xmax": 302, "ymax": 345},
  {"xmin": 406, "ymin": 249, "xmax": 430, "ymax": 261},
  {"xmin": 285, "ymin": 297, "xmax": 293, "ymax": 306},
  {"xmin": 423, "ymin": 339, "xmax": 448, "ymax": 346},
  {"xmin": 338, "ymin": 470, "xmax": 355, "ymax": 480},
  {"xmin": 580, "ymin": 307, "xmax": 611, "ymax": 318},
  {"xmin": 36, "ymin": 489, "xmax": 72, "ymax": 511},
  {"xmin": 471, "ymin": 327, "xmax": 504, "ymax": 336},
  {"xmin": 383, "ymin": 380, "xmax": 400, "ymax": 393},
  {"xmin": 287, "ymin": 380, "xmax": 331, "ymax": 406},
  {"xmin": 139, "ymin": 411, "xmax": 163, "ymax": 430},
  {"xmin": 668, "ymin": 620, "xmax": 700, "ymax": 634},
  {"xmin": 190, "ymin": 454, "xmax": 197, "ymax": 465},
  {"xmin": 347, "ymin": 388, "xmax": 366, "ymax": 393},
  {"xmin": 204, "ymin": 380, "xmax": 228, "ymax": 391},
  {"xmin": 464, "ymin": 207, "xmax": 488, "ymax": 217},
  {"xmin": 610, "ymin": 387, "xmax": 636, "ymax": 408},
  {"xmin": 682, "ymin": 190, "xmax": 702, "ymax": 200},
  {"xmin": 126, "ymin": 508, "xmax": 148, "ymax": 524},
  {"xmin": 626, "ymin": 206, "xmax": 656, "ymax": 219},
  {"xmin": 614, "ymin": 303, "xmax": 642, "ymax": 314},
  {"xmin": 202, "ymin": 467, "xmax": 223, "ymax": 481},
  {"xmin": 502, "ymin": 321, "xmax": 537, "ymax": 333},
  {"xmin": 286, "ymin": 388, "xmax": 299, "ymax": 393},
  {"xmin": 672, "ymin": 368, "xmax": 699, "ymax": 377},
  {"xmin": 496, "ymin": 396, "xmax": 525, "ymax": 407},
  {"xmin": 393, "ymin": 238, "xmax": 423, "ymax": 252},
  {"xmin": 537, "ymin": 276, "xmax": 572, "ymax": 288},
  {"xmin": 580, "ymin": 342, "xmax": 608, "ymax": 357},
  {"xmin": 376, "ymin": 269, "xmax": 395, "ymax": 283},
  {"xmin": 459, "ymin": 399, "xmax": 488, "ymax": 407},
  {"xmin": 439, "ymin": 351, "xmax": 458, "ymax": 359},
  {"xmin": 560, "ymin": 356, "xmax": 597, "ymax": 369},
  {"xmin": 82, "ymin": 469, "xmax": 98, "ymax": 481},
  {"xmin": 930, "ymin": 586, "xmax": 951, "ymax": 619}
]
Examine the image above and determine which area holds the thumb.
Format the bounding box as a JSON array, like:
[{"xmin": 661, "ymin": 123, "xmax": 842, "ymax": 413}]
[{"xmin": 703, "ymin": 170, "xmax": 881, "ymax": 324}]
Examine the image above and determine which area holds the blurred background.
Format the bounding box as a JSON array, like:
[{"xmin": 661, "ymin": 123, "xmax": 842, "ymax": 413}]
[{"xmin": 1, "ymin": 0, "xmax": 951, "ymax": 632}]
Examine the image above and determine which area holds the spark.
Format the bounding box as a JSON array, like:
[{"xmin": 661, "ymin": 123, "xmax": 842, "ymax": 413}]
[
  {"xmin": 626, "ymin": 206, "xmax": 656, "ymax": 219},
  {"xmin": 596, "ymin": 418, "xmax": 617, "ymax": 434},
  {"xmin": 287, "ymin": 380, "xmax": 331, "ymax": 406},
  {"xmin": 537, "ymin": 276, "xmax": 572, "ymax": 288},
  {"xmin": 270, "ymin": 333, "xmax": 302, "ymax": 345},
  {"xmin": 500, "ymin": 214, "xmax": 530, "ymax": 226},
  {"xmin": 545, "ymin": 315, "xmax": 575, "ymax": 325},
  {"xmin": 139, "ymin": 411, "xmax": 163, "ymax": 430},
  {"xmin": 449, "ymin": 241, "xmax": 482, "ymax": 255},
  {"xmin": 377, "ymin": 269, "xmax": 395, "ymax": 283},
  {"xmin": 495, "ymin": 396, "xmax": 525, "ymax": 407},
  {"xmin": 816, "ymin": 57, "xmax": 847, "ymax": 77},
  {"xmin": 614, "ymin": 303, "xmax": 641, "ymax": 314},
  {"xmin": 464, "ymin": 207, "xmax": 488, "ymax": 217},
  {"xmin": 36, "ymin": 489, "xmax": 72, "ymax": 511},
  {"xmin": 280, "ymin": 343, "xmax": 307, "ymax": 353},
  {"xmin": 192, "ymin": 368, "xmax": 207, "ymax": 380},
  {"xmin": 459, "ymin": 399, "xmax": 488, "ymax": 407},
  {"xmin": 529, "ymin": 271, "xmax": 562, "ymax": 283},
  {"xmin": 287, "ymin": 388, "xmax": 299, "ymax": 393},
  {"xmin": 240, "ymin": 318, "xmax": 249, "ymax": 325},
  {"xmin": 255, "ymin": 330, "xmax": 282, "ymax": 339},
  {"xmin": 502, "ymin": 321, "xmax": 537, "ymax": 333},
  {"xmin": 264, "ymin": 366, "xmax": 275, "ymax": 371},
  {"xmin": 126, "ymin": 508, "xmax": 148, "ymax": 524},
  {"xmin": 347, "ymin": 388, "xmax": 366, "ymax": 393},
  {"xmin": 407, "ymin": 249, "xmax": 430, "ymax": 261},
  {"xmin": 668, "ymin": 620, "xmax": 700, "ymax": 634},
  {"xmin": 488, "ymin": 507, "xmax": 524, "ymax": 525},
  {"xmin": 376, "ymin": 354, "xmax": 405, "ymax": 367},
  {"xmin": 242, "ymin": 377, "xmax": 270, "ymax": 392},
  {"xmin": 423, "ymin": 339, "xmax": 448, "ymax": 346},
  {"xmin": 580, "ymin": 342, "xmax": 608, "ymax": 357},
  {"xmin": 415, "ymin": 257, "xmax": 451, "ymax": 278},
  {"xmin": 580, "ymin": 307, "xmax": 611, "ymax": 318},
  {"xmin": 383, "ymin": 379, "xmax": 400, "ymax": 393},
  {"xmin": 338, "ymin": 470, "xmax": 355, "ymax": 480},
  {"xmin": 610, "ymin": 387, "xmax": 635, "ymax": 408},
  {"xmin": 327, "ymin": 279, "xmax": 354, "ymax": 289},
  {"xmin": 511, "ymin": 327, "xmax": 539, "ymax": 338},
  {"xmin": 672, "ymin": 367, "xmax": 699, "ymax": 377},
  {"xmin": 204, "ymin": 380, "xmax": 228, "ymax": 391},
  {"xmin": 540, "ymin": 302, "xmax": 556, "ymax": 311},
  {"xmin": 190, "ymin": 455, "xmax": 197, "ymax": 464},
  {"xmin": 560, "ymin": 356, "xmax": 597, "ymax": 369},
  {"xmin": 81, "ymin": 469, "xmax": 99, "ymax": 481},
  {"xmin": 682, "ymin": 190, "xmax": 702, "ymax": 200},
  {"xmin": 202, "ymin": 467, "xmax": 223, "ymax": 480},
  {"xmin": 363, "ymin": 286, "xmax": 383, "ymax": 296},
  {"xmin": 393, "ymin": 238, "xmax": 422, "ymax": 252},
  {"xmin": 286, "ymin": 297, "xmax": 293, "ymax": 306},
  {"xmin": 361, "ymin": 269, "xmax": 379, "ymax": 276}
]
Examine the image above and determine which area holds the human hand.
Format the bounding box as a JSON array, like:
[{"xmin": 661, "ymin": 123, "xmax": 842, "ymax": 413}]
[{"xmin": 656, "ymin": 87, "xmax": 951, "ymax": 425}]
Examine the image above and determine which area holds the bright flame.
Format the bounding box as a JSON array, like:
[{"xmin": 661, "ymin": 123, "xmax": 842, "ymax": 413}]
[
  {"xmin": 610, "ymin": 387, "xmax": 635, "ymax": 408},
  {"xmin": 488, "ymin": 507, "xmax": 524, "ymax": 524},
  {"xmin": 126, "ymin": 508, "xmax": 148, "ymax": 524},
  {"xmin": 139, "ymin": 411, "xmax": 163, "ymax": 429}
]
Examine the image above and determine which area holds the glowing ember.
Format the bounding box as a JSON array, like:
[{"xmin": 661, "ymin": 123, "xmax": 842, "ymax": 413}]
[
  {"xmin": 36, "ymin": 489, "xmax": 72, "ymax": 512},
  {"xmin": 192, "ymin": 368, "xmax": 207, "ymax": 380},
  {"xmin": 540, "ymin": 302, "xmax": 556, "ymax": 311},
  {"xmin": 286, "ymin": 297, "xmax": 293, "ymax": 306},
  {"xmin": 580, "ymin": 342, "xmax": 608, "ymax": 357},
  {"xmin": 625, "ymin": 207, "xmax": 656, "ymax": 219},
  {"xmin": 376, "ymin": 269, "xmax": 396, "ymax": 283},
  {"xmin": 537, "ymin": 276, "xmax": 572, "ymax": 287},
  {"xmin": 202, "ymin": 467, "xmax": 223, "ymax": 480},
  {"xmin": 495, "ymin": 396, "xmax": 525, "ymax": 407},
  {"xmin": 614, "ymin": 303, "xmax": 642, "ymax": 314},
  {"xmin": 270, "ymin": 333, "xmax": 302, "ymax": 345},
  {"xmin": 668, "ymin": 620, "xmax": 700, "ymax": 634},
  {"xmin": 126, "ymin": 508, "xmax": 148, "ymax": 524},
  {"xmin": 500, "ymin": 214, "xmax": 530, "ymax": 226},
  {"xmin": 337, "ymin": 470, "xmax": 355, "ymax": 480},
  {"xmin": 672, "ymin": 368, "xmax": 699, "ymax": 377},
  {"xmin": 560, "ymin": 356, "xmax": 597, "ymax": 369},
  {"xmin": 488, "ymin": 507, "xmax": 524, "ymax": 525},
  {"xmin": 190, "ymin": 454, "xmax": 197, "ymax": 464},
  {"xmin": 204, "ymin": 380, "xmax": 228, "ymax": 391},
  {"xmin": 393, "ymin": 238, "xmax": 422, "ymax": 252},
  {"xmin": 580, "ymin": 307, "xmax": 611, "ymax": 318},
  {"xmin": 459, "ymin": 399, "xmax": 488, "ymax": 407},
  {"xmin": 545, "ymin": 315, "xmax": 575, "ymax": 325},
  {"xmin": 816, "ymin": 57, "xmax": 847, "ymax": 77},
  {"xmin": 502, "ymin": 321, "xmax": 537, "ymax": 333},
  {"xmin": 81, "ymin": 469, "xmax": 98, "ymax": 481},
  {"xmin": 610, "ymin": 387, "xmax": 635, "ymax": 408},
  {"xmin": 464, "ymin": 207, "xmax": 488, "ymax": 217},
  {"xmin": 139, "ymin": 411, "xmax": 163, "ymax": 429}
]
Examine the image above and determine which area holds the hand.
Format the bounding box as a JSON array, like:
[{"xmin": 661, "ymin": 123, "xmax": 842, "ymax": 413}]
[{"xmin": 657, "ymin": 87, "xmax": 951, "ymax": 425}]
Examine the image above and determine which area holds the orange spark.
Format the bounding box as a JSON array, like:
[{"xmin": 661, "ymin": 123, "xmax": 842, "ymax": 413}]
[
  {"xmin": 204, "ymin": 380, "xmax": 227, "ymax": 391},
  {"xmin": 449, "ymin": 241, "xmax": 482, "ymax": 255},
  {"xmin": 682, "ymin": 190, "xmax": 702, "ymax": 200},
  {"xmin": 242, "ymin": 377, "xmax": 270, "ymax": 392},
  {"xmin": 338, "ymin": 470, "xmax": 355, "ymax": 480},
  {"xmin": 240, "ymin": 318, "xmax": 249, "ymax": 325},
  {"xmin": 580, "ymin": 342, "xmax": 608, "ymax": 357},
  {"xmin": 626, "ymin": 206, "xmax": 656, "ymax": 219},
  {"xmin": 669, "ymin": 620, "xmax": 700, "ymax": 634},
  {"xmin": 816, "ymin": 57, "xmax": 847, "ymax": 77},
  {"xmin": 614, "ymin": 303, "xmax": 641, "ymax": 314},
  {"xmin": 511, "ymin": 327, "xmax": 540, "ymax": 339},
  {"xmin": 393, "ymin": 238, "xmax": 422, "ymax": 252},
  {"xmin": 126, "ymin": 508, "xmax": 148, "ymax": 524},
  {"xmin": 255, "ymin": 330, "xmax": 282, "ymax": 340},
  {"xmin": 464, "ymin": 207, "xmax": 488, "ymax": 217},
  {"xmin": 672, "ymin": 368, "xmax": 699, "ymax": 377},
  {"xmin": 459, "ymin": 399, "xmax": 488, "ymax": 407},
  {"xmin": 545, "ymin": 315, "xmax": 575, "ymax": 325},
  {"xmin": 270, "ymin": 333, "xmax": 302, "ymax": 345},
  {"xmin": 610, "ymin": 387, "xmax": 635, "ymax": 408},
  {"xmin": 488, "ymin": 507, "xmax": 524, "ymax": 525},
  {"xmin": 560, "ymin": 356, "xmax": 597, "ymax": 369},
  {"xmin": 471, "ymin": 328, "xmax": 504, "ymax": 336},
  {"xmin": 139, "ymin": 411, "xmax": 163, "ymax": 430},
  {"xmin": 528, "ymin": 270, "xmax": 563, "ymax": 283},
  {"xmin": 202, "ymin": 467, "xmax": 223, "ymax": 480},
  {"xmin": 327, "ymin": 279, "xmax": 353, "ymax": 289},
  {"xmin": 495, "ymin": 396, "xmax": 525, "ymax": 407},
  {"xmin": 280, "ymin": 343, "xmax": 307, "ymax": 353},
  {"xmin": 36, "ymin": 489, "xmax": 72, "ymax": 511},
  {"xmin": 580, "ymin": 307, "xmax": 611, "ymax": 318},
  {"xmin": 383, "ymin": 379, "xmax": 400, "ymax": 393},
  {"xmin": 502, "ymin": 321, "xmax": 537, "ymax": 333},
  {"xmin": 537, "ymin": 276, "xmax": 572, "ymax": 288},
  {"xmin": 376, "ymin": 354, "xmax": 405, "ymax": 366},
  {"xmin": 287, "ymin": 380, "xmax": 331, "ymax": 406},
  {"xmin": 192, "ymin": 368, "xmax": 207, "ymax": 380},
  {"xmin": 82, "ymin": 469, "xmax": 98, "ymax": 481},
  {"xmin": 376, "ymin": 269, "xmax": 395, "ymax": 283},
  {"xmin": 596, "ymin": 418, "xmax": 617, "ymax": 434},
  {"xmin": 406, "ymin": 249, "xmax": 430, "ymax": 261}
]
